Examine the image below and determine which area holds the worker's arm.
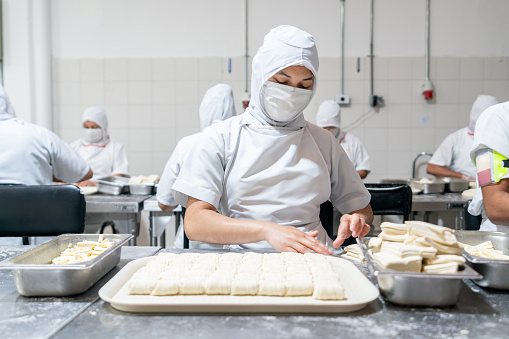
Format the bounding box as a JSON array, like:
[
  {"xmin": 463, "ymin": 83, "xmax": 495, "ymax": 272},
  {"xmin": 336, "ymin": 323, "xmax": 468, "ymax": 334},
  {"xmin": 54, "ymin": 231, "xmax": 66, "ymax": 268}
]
[
  {"xmin": 333, "ymin": 204, "xmax": 373, "ymax": 247},
  {"xmin": 482, "ymin": 178, "xmax": 509, "ymax": 225},
  {"xmin": 427, "ymin": 163, "xmax": 474, "ymax": 180},
  {"xmin": 158, "ymin": 202, "xmax": 178, "ymax": 211},
  {"xmin": 185, "ymin": 197, "xmax": 332, "ymax": 255},
  {"xmin": 78, "ymin": 169, "xmax": 93, "ymax": 183},
  {"xmin": 357, "ymin": 170, "xmax": 368, "ymax": 179}
]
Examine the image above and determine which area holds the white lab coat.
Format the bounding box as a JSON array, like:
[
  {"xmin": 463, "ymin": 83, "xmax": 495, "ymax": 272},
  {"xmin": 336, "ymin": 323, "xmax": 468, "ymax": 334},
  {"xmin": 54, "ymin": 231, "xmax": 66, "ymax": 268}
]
[
  {"xmin": 340, "ymin": 133, "xmax": 370, "ymax": 173},
  {"xmin": 0, "ymin": 118, "xmax": 90, "ymax": 185},
  {"xmin": 428, "ymin": 127, "xmax": 476, "ymax": 178},
  {"xmin": 70, "ymin": 139, "xmax": 129, "ymax": 180},
  {"xmin": 469, "ymin": 101, "xmax": 509, "ymax": 232}
]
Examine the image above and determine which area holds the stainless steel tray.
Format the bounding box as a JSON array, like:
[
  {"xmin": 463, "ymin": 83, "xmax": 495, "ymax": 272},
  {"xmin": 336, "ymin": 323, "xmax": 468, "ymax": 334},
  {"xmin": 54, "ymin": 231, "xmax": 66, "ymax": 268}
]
[
  {"xmin": 456, "ymin": 231, "xmax": 509, "ymax": 290},
  {"xmin": 359, "ymin": 238, "xmax": 482, "ymax": 306},
  {"xmin": 443, "ymin": 178, "xmax": 470, "ymax": 193},
  {"xmin": 96, "ymin": 176, "xmax": 129, "ymax": 195},
  {"xmin": 0, "ymin": 234, "xmax": 133, "ymax": 296},
  {"xmin": 126, "ymin": 183, "xmax": 156, "ymax": 195},
  {"xmin": 407, "ymin": 178, "xmax": 446, "ymax": 194}
]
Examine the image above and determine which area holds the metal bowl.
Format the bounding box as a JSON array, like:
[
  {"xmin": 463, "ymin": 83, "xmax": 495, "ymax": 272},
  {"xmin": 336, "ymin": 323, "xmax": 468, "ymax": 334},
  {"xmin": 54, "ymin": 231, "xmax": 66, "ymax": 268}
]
[
  {"xmin": 96, "ymin": 176, "xmax": 129, "ymax": 195},
  {"xmin": 127, "ymin": 184, "xmax": 155, "ymax": 195},
  {"xmin": 443, "ymin": 178, "xmax": 471, "ymax": 193}
]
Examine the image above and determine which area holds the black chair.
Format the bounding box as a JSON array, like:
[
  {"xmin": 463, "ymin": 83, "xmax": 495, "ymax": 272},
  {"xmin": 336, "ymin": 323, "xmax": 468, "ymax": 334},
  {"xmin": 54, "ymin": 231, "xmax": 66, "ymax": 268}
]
[
  {"xmin": 319, "ymin": 201, "xmax": 334, "ymax": 240},
  {"xmin": 364, "ymin": 183, "xmax": 412, "ymax": 221},
  {"xmin": 0, "ymin": 185, "xmax": 86, "ymax": 241},
  {"xmin": 465, "ymin": 200, "xmax": 482, "ymax": 230}
]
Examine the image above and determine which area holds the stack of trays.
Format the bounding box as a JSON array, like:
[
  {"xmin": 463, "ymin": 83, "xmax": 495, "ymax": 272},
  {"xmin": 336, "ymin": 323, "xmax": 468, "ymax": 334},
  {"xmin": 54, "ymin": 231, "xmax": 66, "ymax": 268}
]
[
  {"xmin": 456, "ymin": 230, "xmax": 509, "ymax": 290},
  {"xmin": 96, "ymin": 176, "xmax": 157, "ymax": 195},
  {"xmin": 358, "ymin": 238, "xmax": 481, "ymax": 306},
  {"xmin": 0, "ymin": 234, "xmax": 132, "ymax": 296}
]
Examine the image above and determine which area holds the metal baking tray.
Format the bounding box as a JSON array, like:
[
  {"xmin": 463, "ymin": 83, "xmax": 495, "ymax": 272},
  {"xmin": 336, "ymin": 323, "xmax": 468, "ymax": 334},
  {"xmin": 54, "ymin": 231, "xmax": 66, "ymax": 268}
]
[
  {"xmin": 0, "ymin": 234, "xmax": 133, "ymax": 297},
  {"xmin": 407, "ymin": 178, "xmax": 446, "ymax": 194},
  {"xmin": 96, "ymin": 176, "xmax": 129, "ymax": 195},
  {"xmin": 456, "ymin": 231, "xmax": 509, "ymax": 290},
  {"xmin": 126, "ymin": 183, "xmax": 156, "ymax": 195},
  {"xmin": 359, "ymin": 238, "xmax": 481, "ymax": 306},
  {"xmin": 443, "ymin": 178, "xmax": 470, "ymax": 193}
]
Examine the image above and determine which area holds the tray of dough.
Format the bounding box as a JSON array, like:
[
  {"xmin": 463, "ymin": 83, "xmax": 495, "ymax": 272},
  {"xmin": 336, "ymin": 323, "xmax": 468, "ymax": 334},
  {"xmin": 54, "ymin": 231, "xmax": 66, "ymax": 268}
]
[{"xmin": 99, "ymin": 252, "xmax": 379, "ymax": 313}]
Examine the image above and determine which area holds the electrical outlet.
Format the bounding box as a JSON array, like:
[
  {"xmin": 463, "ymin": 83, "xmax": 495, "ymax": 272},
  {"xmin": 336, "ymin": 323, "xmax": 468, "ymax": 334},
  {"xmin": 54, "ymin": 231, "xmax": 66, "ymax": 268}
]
[{"xmin": 334, "ymin": 94, "xmax": 350, "ymax": 105}]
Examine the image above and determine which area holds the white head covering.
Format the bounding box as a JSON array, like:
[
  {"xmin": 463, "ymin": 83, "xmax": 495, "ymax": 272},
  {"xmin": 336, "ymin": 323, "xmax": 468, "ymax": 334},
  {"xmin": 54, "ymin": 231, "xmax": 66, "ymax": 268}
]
[
  {"xmin": 248, "ymin": 25, "xmax": 319, "ymax": 128},
  {"xmin": 469, "ymin": 94, "xmax": 498, "ymax": 133},
  {"xmin": 199, "ymin": 84, "xmax": 236, "ymax": 131},
  {"xmin": 316, "ymin": 100, "xmax": 341, "ymax": 128},
  {"xmin": 0, "ymin": 84, "xmax": 16, "ymax": 120},
  {"xmin": 81, "ymin": 106, "xmax": 110, "ymax": 146}
]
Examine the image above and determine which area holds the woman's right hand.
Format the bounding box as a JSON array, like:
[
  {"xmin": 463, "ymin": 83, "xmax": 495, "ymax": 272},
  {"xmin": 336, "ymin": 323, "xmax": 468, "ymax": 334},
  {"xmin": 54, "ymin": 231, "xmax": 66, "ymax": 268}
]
[
  {"xmin": 262, "ymin": 222, "xmax": 332, "ymax": 255},
  {"xmin": 75, "ymin": 180, "xmax": 97, "ymax": 187}
]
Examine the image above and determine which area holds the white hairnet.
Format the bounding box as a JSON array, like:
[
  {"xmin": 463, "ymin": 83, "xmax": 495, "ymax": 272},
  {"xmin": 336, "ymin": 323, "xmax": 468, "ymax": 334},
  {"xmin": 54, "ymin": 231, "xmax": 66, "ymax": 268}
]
[
  {"xmin": 0, "ymin": 84, "xmax": 16, "ymax": 120},
  {"xmin": 248, "ymin": 25, "xmax": 319, "ymax": 127},
  {"xmin": 81, "ymin": 106, "xmax": 110, "ymax": 145},
  {"xmin": 199, "ymin": 84, "xmax": 236, "ymax": 131},
  {"xmin": 316, "ymin": 100, "xmax": 341, "ymax": 128},
  {"xmin": 469, "ymin": 95, "xmax": 498, "ymax": 133}
]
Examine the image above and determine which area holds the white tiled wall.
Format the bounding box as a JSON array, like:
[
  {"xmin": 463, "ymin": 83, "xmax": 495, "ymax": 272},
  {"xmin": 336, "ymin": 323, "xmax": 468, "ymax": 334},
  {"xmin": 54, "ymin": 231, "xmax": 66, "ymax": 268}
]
[{"xmin": 53, "ymin": 56, "xmax": 509, "ymax": 180}]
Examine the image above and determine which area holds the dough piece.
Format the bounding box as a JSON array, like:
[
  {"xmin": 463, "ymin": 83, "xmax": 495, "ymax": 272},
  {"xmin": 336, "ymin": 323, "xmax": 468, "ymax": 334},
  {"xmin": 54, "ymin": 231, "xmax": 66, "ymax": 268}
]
[
  {"xmin": 343, "ymin": 244, "xmax": 365, "ymax": 262},
  {"xmin": 231, "ymin": 279, "xmax": 258, "ymax": 295},
  {"xmin": 127, "ymin": 278, "xmax": 156, "ymax": 295},
  {"xmin": 462, "ymin": 188, "xmax": 476, "ymax": 200},
  {"xmin": 312, "ymin": 283, "xmax": 345, "ymax": 300},
  {"xmin": 179, "ymin": 275, "xmax": 206, "ymax": 295},
  {"xmin": 372, "ymin": 252, "xmax": 422, "ymax": 272},
  {"xmin": 368, "ymin": 237, "xmax": 383, "ymax": 252},
  {"xmin": 405, "ymin": 221, "xmax": 458, "ymax": 246},
  {"xmin": 285, "ymin": 280, "xmax": 314, "ymax": 296},
  {"xmin": 204, "ymin": 272, "xmax": 232, "ymax": 295},
  {"xmin": 258, "ymin": 280, "xmax": 285, "ymax": 296},
  {"xmin": 381, "ymin": 242, "xmax": 437, "ymax": 259},
  {"xmin": 151, "ymin": 279, "xmax": 179, "ymax": 295},
  {"xmin": 422, "ymin": 262, "xmax": 459, "ymax": 274},
  {"xmin": 424, "ymin": 255, "xmax": 465, "ymax": 266}
]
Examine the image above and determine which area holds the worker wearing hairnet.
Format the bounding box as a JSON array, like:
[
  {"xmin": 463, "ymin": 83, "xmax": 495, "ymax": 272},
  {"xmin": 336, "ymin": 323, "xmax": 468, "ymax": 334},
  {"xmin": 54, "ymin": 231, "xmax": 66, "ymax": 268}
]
[
  {"xmin": 157, "ymin": 83, "xmax": 236, "ymax": 249},
  {"xmin": 427, "ymin": 95, "xmax": 499, "ymax": 180},
  {"xmin": 468, "ymin": 101, "xmax": 509, "ymax": 232},
  {"xmin": 316, "ymin": 100, "xmax": 370, "ymax": 179},
  {"xmin": 0, "ymin": 84, "xmax": 92, "ymax": 185},
  {"xmin": 172, "ymin": 25, "xmax": 372, "ymax": 253},
  {"xmin": 70, "ymin": 107, "xmax": 129, "ymax": 186}
]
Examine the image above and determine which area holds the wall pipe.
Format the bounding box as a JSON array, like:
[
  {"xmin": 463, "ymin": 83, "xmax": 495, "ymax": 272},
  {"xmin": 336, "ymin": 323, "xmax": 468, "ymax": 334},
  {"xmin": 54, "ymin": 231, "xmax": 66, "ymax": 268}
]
[{"xmin": 340, "ymin": 0, "xmax": 345, "ymax": 95}]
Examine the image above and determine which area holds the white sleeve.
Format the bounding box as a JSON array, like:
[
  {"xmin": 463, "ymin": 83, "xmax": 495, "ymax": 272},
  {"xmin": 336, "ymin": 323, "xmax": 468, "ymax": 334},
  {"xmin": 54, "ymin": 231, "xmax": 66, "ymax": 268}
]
[
  {"xmin": 351, "ymin": 138, "xmax": 370, "ymax": 172},
  {"xmin": 429, "ymin": 133, "xmax": 455, "ymax": 167},
  {"xmin": 156, "ymin": 145, "xmax": 183, "ymax": 207},
  {"xmin": 172, "ymin": 131, "xmax": 226, "ymax": 209},
  {"xmin": 48, "ymin": 132, "xmax": 90, "ymax": 183},
  {"xmin": 328, "ymin": 135, "xmax": 371, "ymax": 214},
  {"xmin": 111, "ymin": 142, "xmax": 129, "ymax": 176}
]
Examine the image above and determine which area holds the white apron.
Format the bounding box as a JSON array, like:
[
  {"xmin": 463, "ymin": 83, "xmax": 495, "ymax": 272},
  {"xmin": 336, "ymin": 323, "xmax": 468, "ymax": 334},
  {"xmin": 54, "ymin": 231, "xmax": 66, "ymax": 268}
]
[
  {"xmin": 78, "ymin": 144, "xmax": 113, "ymax": 180},
  {"xmin": 225, "ymin": 116, "xmax": 333, "ymax": 250}
]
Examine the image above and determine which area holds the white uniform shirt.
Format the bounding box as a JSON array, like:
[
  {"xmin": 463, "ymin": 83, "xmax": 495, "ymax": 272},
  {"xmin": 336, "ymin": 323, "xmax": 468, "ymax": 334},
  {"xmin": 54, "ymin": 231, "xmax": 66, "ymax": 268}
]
[
  {"xmin": 429, "ymin": 127, "xmax": 476, "ymax": 178},
  {"xmin": 468, "ymin": 102, "xmax": 509, "ymax": 232},
  {"xmin": 340, "ymin": 133, "xmax": 370, "ymax": 173},
  {"xmin": 0, "ymin": 118, "xmax": 90, "ymax": 184},
  {"xmin": 172, "ymin": 113, "xmax": 371, "ymax": 249},
  {"xmin": 70, "ymin": 139, "xmax": 128, "ymax": 180}
]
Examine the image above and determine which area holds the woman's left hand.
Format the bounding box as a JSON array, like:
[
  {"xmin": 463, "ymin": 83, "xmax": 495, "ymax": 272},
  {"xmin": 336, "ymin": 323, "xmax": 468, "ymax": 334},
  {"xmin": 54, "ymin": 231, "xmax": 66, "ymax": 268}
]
[{"xmin": 333, "ymin": 213, "xmax": 370, "ymax": 248}]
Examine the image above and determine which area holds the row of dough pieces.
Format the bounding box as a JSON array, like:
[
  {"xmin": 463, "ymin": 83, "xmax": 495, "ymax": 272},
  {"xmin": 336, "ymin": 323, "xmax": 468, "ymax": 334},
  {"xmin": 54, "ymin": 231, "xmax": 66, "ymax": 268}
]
[
  {"xmin": 126, "ymin": 252, "xmax": 345, "ymax": 300},
  {"xmin": 344, "ymin": 221, "xmax": 466, "ymax": 274}
]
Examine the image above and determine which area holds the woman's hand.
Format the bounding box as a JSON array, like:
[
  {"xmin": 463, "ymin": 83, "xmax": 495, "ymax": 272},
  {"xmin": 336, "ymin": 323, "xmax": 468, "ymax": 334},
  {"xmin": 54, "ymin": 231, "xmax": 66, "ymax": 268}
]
[
  {"xmin": 75, "ymin": 180, "xmax": 97, "ymax": 187},
  {"xmin": 333, "ymin": 214, "xmax": 370, "ymax": 248},
  {"xmin": 262, "ymin": 222, "xmax": 333, "ymax": 255}
]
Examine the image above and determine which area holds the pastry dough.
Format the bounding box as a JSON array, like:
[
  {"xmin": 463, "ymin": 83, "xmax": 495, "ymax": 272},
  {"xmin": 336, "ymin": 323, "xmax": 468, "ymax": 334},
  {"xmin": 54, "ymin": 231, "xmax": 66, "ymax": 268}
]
[
  {"xmin": 127, "ymin": 278, "xmax": 157, "ymax": 295},
  {"xmin": 372, "ymin": 252, "xmax": 422, "ymax": 272},
  {"xmin": 312, "ymin": 283, "xmax": 345, "ymax": 300},
  {"xmin": 231, "ymin": 279, "xmax": 259, "ymax": 295},
  {"xmin": 151, "ymin": 279, "xmax": 179, "ymax": 296},
  {"xmin": 422, "ymin": 262, "xmax": 459, "ymax": 274},
  {"xmin": 258, "ymin": 280, "xmax": 285, "ymax": 296}
]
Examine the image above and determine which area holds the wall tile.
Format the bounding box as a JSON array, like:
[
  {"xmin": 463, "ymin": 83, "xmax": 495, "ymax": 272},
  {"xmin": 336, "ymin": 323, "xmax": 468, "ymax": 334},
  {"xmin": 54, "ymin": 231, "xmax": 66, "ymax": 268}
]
[
  {"xmin": 435, "ymin": 104, "xmax": 459, "ymax": 128},
  {"xmin": 318, "ymin": 57, "xmax": 341, "ymax": 81},
  {"xmin": 460, "ymin": 57, "xmax": 484, "ymax": 80},
  {"xmin": 483, "ymin": 80, "xmax": 507, "ymax": 101},
  {"xmin": 175, "ymin": 104, "xmax": 200, "ymax": 130},
  {"xmin": 152, "ymin": 81, "xmax": 175, "ymax": 105},
  {"xmin": 434, "ymin": 80, "xmax": 459, "ymax": 104},
  {"xmin": 368, "ymin": 151, "xmax": 388, "ymax": 181},
  {"xmin": 387, "ymin": 104, "xmax": 412, "ymax": 128},
  {"xmin": 373, "ymin": 57, "xmax": 389, "ymax": 81},
  {"xmin": 175, "ymin": 81, "xmax": 199, "ymax": 105},
  {"xmin": 387, "ymin": 127, "xmax": 412, "ymax": 151},
  {"xmin": 343, "ymin": 80, "xmax": 365, "ymax": 105},
  {"xmin": 80, "ymin": 59, "xmax": 103, "ymax": 82},
  {"xmin": 152, "ymin": 105, "xmax": 176, "ymax": 129},
  {"xmin": 80, "ymin": 82, "xmax": 104, "ymax": 106},
  {"xmin": 53, "ymin": 59, "xmax": 80, "ymax": 82},
  {"xmin": 222, "ymin": 57, "xmax": 247, "ymax": 82},
  {"xmin": 104, "ymin": 59, "xmax": 128, "ymax": 81},
  {"xmin": 411, "ymin": 128, "xmax": 435, "ymax": 153},
  {"xmin": 387, "ymin": 150, "xmax": 413, "ymax": 178},
  {"xmin": 108, "ymin": 129, "xmax": 130, "ymax": 149},
  {"xmin": 363, "ymin": 127, "xmax": 388, "ymax": 151},
  {"xmin": 128, "ymin": 82, "xmax": 152, "ymax": 105},
  {"xmin": 344, "ymin": 57, "xmax": 365, "ymax": 81},
  {"xmin": 53, "ymin": 105, "xmax": 82, "ymax": 132},
  {"xmin": 387, "ymin": 80, "xmax": 412, "ymax": 104},
  {"xmin": 128, "ymin": 129, "xmax": 153, "ymax": 152},
  {"xmin": 363, "ymin": 107, "xmax": 388, "ymax": 128},
  {"xmin": 388, "ymin": 57, "xmax": 412, "ymax": 80},
  {"xmin": 128, "ymin": 59, "xmax": 152, "ymax": 81},
  {"xmin": 153, "ymin": 151, "xmax": 174, "ymax": 175},
  {"xmin": 435, "ymin": 57, "xmax": 460, "ymax": 80},
  {"xmin": 54, "ymin": 82, "xmax": 81, "ymax": 106},
  {"xmin": 128, "ymin": 105, "xmax": 152, "ymax": 128},
  {"xmin": 151, "ymin": 58, "xmax": 175, "ymax": 81},
  {"xmin": 484, "ymin": 57, "xmax": 507, "ymax": 80},
  {"xmin": 411, "ymin": 104, "xmax": 435, "ymax": 128},
  {"xmin": 459, "ymin": 80, "xmax": 484, "ymax": 104},
  {"xmin": 59, "ymin": 128, "xmax": 82, "ymax": 144},
  {"xmin": 434, "ymin": 127, "xmax": 457, "ymax": 149},
  {"xmin": 103, "ymin": 105, "xmax": 129, "ymax": 129},
  {"xmin": 199, "ymin": 57, "xmax": 222, "ymax": 81},
  {"xmin": 152, "ymin": 128, "xmax": 176, "ymax": 152},
  {"xmin": 104, "ymin": 82, "xmax": 128, "ymax": 105},
  {"xmin": 128, "ymin": 151, "xmax": 153, "ymax": 175},
  {"xmin": 175, "ymin": 58, "xmax": 199, "ymax": 81}
]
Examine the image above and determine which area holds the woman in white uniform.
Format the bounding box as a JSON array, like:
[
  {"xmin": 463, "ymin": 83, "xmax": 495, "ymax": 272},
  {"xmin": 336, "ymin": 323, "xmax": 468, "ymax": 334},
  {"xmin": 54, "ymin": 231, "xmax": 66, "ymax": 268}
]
[
  {"xmin": 469, "ymin": 101, "xmax": 509, "ymax": 232},
  {"xmin": 157, "ymin": 83, "xmax": 236, "ymax": 249},
  {"xmin": 427, "ymin": 95, "xmax": 498, "ymax": 180},
  {"xmin": 316, "ymin": 100, "xmax": 370, "ymax": 179},
  {"xmin": 172, "ymin": 25, "xmax": 373, "ymax": 254},
  {"xmin": 71, "ymin": 106, "xmax": 129, "ymax": 186}
]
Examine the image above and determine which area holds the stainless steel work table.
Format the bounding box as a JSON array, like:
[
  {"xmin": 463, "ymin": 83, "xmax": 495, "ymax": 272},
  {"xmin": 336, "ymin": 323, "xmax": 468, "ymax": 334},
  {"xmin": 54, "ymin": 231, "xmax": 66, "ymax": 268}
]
[
  {"xmin": 1, "ymin": 246, "xmax": 509, "ymax": 338},
  {"xmin": 143, "ymin": 196, "xmax": 183, "ymax": 247},
  {"xmin": 85, "ymin": 194, "xmax": 151, "ymax": 245},
  {"xmin": 412, "ymin": 193, "xmax": 469, "ymax": 228}
]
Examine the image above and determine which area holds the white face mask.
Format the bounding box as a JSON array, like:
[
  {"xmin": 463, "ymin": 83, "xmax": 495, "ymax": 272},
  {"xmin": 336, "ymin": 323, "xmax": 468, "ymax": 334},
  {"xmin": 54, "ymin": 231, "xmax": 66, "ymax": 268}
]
[
  {"xmin": 82, "ymin": 128, "xmax": 103, "ymax": 144},
  {"xmin": 260, "ymin": 81, "xmax": 313, "ymax": 123}
]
